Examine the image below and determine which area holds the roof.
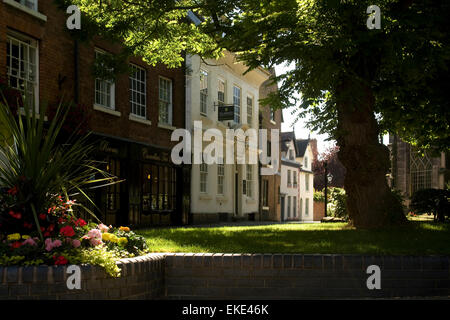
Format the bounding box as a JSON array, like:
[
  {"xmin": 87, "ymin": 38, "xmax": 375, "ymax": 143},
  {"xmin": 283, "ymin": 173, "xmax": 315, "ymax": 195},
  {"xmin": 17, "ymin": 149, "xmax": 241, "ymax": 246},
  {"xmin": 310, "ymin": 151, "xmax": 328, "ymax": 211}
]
[
  {"xmin": 295, "ymin": 139, "xmax": 310, "ymax": 157},
  {"xmin": 280, "ymin": 131, "xmax": 296, "ymax": 153}
]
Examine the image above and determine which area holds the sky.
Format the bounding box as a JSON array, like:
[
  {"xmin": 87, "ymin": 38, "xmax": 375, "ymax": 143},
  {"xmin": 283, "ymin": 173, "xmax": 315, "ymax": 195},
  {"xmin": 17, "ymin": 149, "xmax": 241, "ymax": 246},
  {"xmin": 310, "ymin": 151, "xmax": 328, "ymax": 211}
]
[
  {"xmin": 274, "ymin": 64, "xmax": 389, "ymax": 155},
  {"xmin": 274, "ymin": 64, "xmax": 335, "ymax": 155}
]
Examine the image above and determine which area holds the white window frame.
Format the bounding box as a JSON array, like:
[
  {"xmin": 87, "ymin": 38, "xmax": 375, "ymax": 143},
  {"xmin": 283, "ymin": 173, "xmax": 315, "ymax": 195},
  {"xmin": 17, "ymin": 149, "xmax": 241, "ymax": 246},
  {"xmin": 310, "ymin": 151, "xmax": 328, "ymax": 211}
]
[
  {"xmin": 246, "ymin": 164, "xmax": 253, "ymax": 198},
  {"xmin": 217, "ymin": 161, "xmax": 225, "ymax": 195},
  {"xmin": 287, "ymin": 170, "xmax": 291, "ymax": 187},
  {"xmin": 158, "ymin": 76, "xmax": 173, "ymax": 125},
  {"xmin": 233, "ymin": 85, "xmax": 241, "ymax": 124},
  {"xmin": 129, "ymin": 64, "xmax": 147, "ymax": 119},
  {"xmin": 6, "ymin": 32, "xmax": 39, "ymax": 113},
  {"xmin": 200, "ymin": 69, "xmax": 208, "ymax": 115},
  {"xmin": 246, "ymin": 95, "xmax": 253, "ymax": 126},
  {"xmin": 14, "ymin": 0, "xmax": 37, "ymax": 10},
  {"xmin": 200, "ymin": 163, "xmax": 208, "ymax": 194},
  {"xmin": 217, "ymin": 78, "xmax": 226, "ymax": 107},
  {"xmin": 293, "ymin": 196, "xmax": 297, "ymax": 217},
  {"xmin": 287, "ymin": 196, "xmax": 291, "ymax": 218},
  {"xmin": 94, "ymin": 49, "xmax": 115, "ymax": 110}
]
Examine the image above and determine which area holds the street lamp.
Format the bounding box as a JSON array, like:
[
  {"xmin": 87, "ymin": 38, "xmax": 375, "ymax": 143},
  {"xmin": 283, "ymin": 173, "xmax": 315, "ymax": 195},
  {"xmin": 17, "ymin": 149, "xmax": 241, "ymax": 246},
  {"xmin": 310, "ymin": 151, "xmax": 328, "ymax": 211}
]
[{"xmin": 327, "ymin": 173, "xmax": 333, "ymax": 184}]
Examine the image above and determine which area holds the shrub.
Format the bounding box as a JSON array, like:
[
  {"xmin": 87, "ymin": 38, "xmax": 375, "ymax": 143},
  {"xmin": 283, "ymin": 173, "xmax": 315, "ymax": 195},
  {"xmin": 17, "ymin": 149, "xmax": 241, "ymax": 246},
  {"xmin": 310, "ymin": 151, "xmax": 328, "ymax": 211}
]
[
  {"xmin": 410, "ymin": 188, "xmax": 450, "ymax": 222},
  {"xmin": 328, "ymin": 188, "xmax": 348, "ymax": 220},
  {"xmin": 313, "ymin": 190, "xmax": 325, "ymax": 202}
]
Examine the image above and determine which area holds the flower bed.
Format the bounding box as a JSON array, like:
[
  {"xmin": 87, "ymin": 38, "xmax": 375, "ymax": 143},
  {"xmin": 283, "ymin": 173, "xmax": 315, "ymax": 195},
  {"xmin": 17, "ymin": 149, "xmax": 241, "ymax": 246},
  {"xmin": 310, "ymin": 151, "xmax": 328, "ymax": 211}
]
[{"xmin": 0, "ymin": 187, "xmax": 148, "ymax": 277}]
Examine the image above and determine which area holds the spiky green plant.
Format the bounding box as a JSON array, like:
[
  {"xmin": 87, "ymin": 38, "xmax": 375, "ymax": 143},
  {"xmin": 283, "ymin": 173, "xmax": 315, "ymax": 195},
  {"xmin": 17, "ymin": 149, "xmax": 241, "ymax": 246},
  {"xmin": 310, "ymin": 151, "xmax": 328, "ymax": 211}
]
[{"xmin": 0, "ymin": 101, "xmax": 118, "ymax": 241}]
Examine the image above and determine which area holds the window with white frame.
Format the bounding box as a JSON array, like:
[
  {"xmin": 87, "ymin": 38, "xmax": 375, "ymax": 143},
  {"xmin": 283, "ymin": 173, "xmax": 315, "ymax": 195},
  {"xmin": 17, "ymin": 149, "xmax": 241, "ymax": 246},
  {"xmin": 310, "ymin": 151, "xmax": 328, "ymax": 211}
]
[
  {"xmin": 305, "ymin": 173, "xmax": 310, "ymax": 191},
  {"xmin": 200, "ymin": 163, "xmax": 208, "ymax": 193},
  {"xmin": 304, "ymin": 156, "xmax": 308, "ymax": 169},
  {"xmin": 218, "ymin": 79, "xmax": 225, "ymax": 107},
  {"xmin": 287, "ymin": 196, "xmax": 291, "ymax": 218},
  {"xmin": 410, "ymin": 150, "xmax": 433, "ymax": 194},
  {"xmin": 293, "ymin": 172, "xmax": 297, "ymax": 187},
  {"xmin": 14, "ymin": 0, "xmax": 37, "ymax": 10},
  {"xmin": 217, "ymin": 161, "xmax": 224, "ymax": 195},
  {"xmin": 233, "ymin": 86, "xmax": 241, "ymax": 123},
  {"xmin": 6, "ymin": 34, "xmax": 38, "ymax": 111},
  {"xmin": 305, "ymin": 198, "xmax": 309, "ymax": 216},
  {"xmin": 129, "ymin": 64, "xmax": 146, "ymax": 118},
  {"xmin": 289, "ymin": 149, "xmax": 294, "ymax": 160},
  {"xmin": 262, "ymin": 179, "xmax": 269, "ymax": 207},
  {"xmin": 247, "ymin": 96, "xmax": 253, "ymax": 125},
  {"xmin": 246, "ymin": 164, "xmax": 253, "ymax": 198},
  {"xmin": 200, "ymin": 70, "xmax": 208, "ymax": 115},
  {"xmin": 159, "ymin": 77, "xmax": 172, "ymax": 125},
  {"xmin": 300, "ymin": 198, "xmax": 303, "ymax": 216},
  {"xmin": 95, "ymin": 50, "xmax": 115, "ymax": 109},
  {"xmin": 293, "ymin": 196, "xmax": 297, "ymax": 217},
  {"xmin": 287, "ymin": 170, "xmax": 291, "ymax": 187},
  {"xmin": 270, "ymin": 109, "xmax": 275, "ymax": 121}
]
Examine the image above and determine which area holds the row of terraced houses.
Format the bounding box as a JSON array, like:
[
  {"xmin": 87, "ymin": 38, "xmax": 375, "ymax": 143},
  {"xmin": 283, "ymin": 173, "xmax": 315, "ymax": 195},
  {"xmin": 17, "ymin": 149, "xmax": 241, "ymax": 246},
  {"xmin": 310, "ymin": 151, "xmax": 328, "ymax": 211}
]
[{"xmin": 0, "ymin": 0, "xmax": 317, "ymax": 227}]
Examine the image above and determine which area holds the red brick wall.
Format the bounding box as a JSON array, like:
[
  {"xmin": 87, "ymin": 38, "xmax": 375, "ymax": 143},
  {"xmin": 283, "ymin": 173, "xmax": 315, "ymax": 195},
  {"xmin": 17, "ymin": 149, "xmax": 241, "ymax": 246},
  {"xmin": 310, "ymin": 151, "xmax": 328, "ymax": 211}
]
[
  {"xmin": 0, "ymin": 1, "xmax": 185, "ymax": 149},
  {"xmin": 313, "ymin": 201, "xmax": 325, "ymax": 221}
]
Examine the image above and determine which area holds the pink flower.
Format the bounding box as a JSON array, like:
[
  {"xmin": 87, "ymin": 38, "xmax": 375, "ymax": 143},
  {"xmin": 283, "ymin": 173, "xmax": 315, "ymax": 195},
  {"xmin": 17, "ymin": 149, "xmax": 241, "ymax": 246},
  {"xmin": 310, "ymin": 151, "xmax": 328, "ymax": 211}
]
[
  {"xmin": 45, "ymin": 238, "xmax": 62, "ymax": 251},
  {"xmin": 88, "ymin": 229, "xmax": 102, "ymax": 239},
  {"xmin": 22, "ymin": 238, "xmax": 37, "ymax": 246},
  {"xmin": 98, "ymin": 223, "xmax": 109, "ymax": 233},
  {"xmin": 72, "ymin": 239, "xmax": 81, "ymax": 248},
  {"xmin": 45, "ymin": 238, "xmax": 54, "ymax": 251},
  {"xmin": 89, "ymin": 238, "xmax": 102, "ymax": 246}
]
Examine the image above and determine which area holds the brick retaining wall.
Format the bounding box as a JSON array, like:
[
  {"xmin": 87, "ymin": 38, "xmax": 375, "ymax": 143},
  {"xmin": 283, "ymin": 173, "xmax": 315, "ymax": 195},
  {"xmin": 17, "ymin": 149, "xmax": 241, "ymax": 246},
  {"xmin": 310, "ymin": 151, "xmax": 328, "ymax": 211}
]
[
  {"xmin": 165, "ymin": 254, "xmax": 450, "ymax": 299},
  {"xmin": 1, "ymin": 253, "xmax": 449, "ymax": 299},
  {"xmin": 0, "ymin": 253, "xmax": 165, "ymax": 300}
]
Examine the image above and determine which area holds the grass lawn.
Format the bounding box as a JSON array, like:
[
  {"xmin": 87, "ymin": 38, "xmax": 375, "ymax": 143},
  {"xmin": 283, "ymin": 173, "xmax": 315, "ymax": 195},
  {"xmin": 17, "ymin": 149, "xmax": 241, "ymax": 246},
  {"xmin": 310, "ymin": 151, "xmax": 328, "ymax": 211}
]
[{"xmin": 137, "ymin": 218, "xmax": 450, "ymax": 255}]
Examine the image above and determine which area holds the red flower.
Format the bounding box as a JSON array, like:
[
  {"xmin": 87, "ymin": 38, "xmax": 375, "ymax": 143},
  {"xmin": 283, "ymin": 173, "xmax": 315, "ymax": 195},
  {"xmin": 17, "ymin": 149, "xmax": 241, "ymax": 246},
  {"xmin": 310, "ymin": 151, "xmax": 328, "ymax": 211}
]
[
  {"xmin": 23, "ymin": 222, "xmax": 33, "ymax": 229},
  {"xmin": 8, "ymin": 210, "xmax": 22, "ymax": 219},
  {"xmin": 59, "ymin": 225, "xmax": 75, "ymax": 237},
  {"xmin": 48, "ymin": 224, "xmax": 55, "ymax": 232},
  {"xmin": 7, "ymin": 186, "xmax": 18, "ymax": 195},
  {"xmin": 75, "ymin": 218, "xmax": 87, "ymax": 227},
  {"xmin": 39, "ymin": 213, "xmax": 46, "ymax": 220},
  {"xmin": 10, "ymin": 241, "xmax": 22, "ymax": 249},
  {"xmin": 53, "ymin": 255, "xmax": 68, "ymax": 265}
]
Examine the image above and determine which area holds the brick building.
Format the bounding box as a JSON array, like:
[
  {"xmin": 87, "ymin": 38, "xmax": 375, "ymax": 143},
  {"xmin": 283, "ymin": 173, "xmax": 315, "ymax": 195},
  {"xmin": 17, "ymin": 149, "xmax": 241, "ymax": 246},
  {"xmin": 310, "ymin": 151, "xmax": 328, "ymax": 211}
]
[{"xmin": 0, "ymin": 0, "xmax": 190, "ymax": 227}]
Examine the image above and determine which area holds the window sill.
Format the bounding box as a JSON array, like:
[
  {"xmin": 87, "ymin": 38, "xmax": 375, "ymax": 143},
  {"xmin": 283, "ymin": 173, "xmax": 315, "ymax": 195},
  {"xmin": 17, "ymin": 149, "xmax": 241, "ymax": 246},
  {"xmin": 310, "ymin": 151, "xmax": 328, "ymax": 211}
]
[
  {"xmin": 216, "ymin": 195, "xmax": 228, "ymax": 202},
  {"xmin": 246, "ymin": 198, "xmax": 256, "ymax": 204},
  {"xmin": 129, "ymin": 114, "xmax": 151, "ymax": 126},
  {"xmin": 3, "ymin": 0, "xmax": 47, "ymax": 21},
  {"xmin": 93, "ymin": 104, "xmax": 121, "ymax": 117},
  {"xmin": 158, "ymin": 123, "xmax": 176, "ymax": 131},
  {"xmin": 262, "ymin": 206, "xmax": 270, "ymax": 211},
  {"xmin": 270, "ymin": 120, "xmax": 277, "ymax": 125},
  {"xmin": 199, "ymin": 194, "xmax": 212, "ymax": 200}
]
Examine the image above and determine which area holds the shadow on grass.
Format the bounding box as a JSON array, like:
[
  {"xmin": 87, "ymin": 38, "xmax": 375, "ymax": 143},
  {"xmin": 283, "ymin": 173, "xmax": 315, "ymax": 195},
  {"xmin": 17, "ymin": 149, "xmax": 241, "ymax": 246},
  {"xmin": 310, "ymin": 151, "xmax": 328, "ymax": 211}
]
[{"xmin": 137, "ymin": 221, "xmax": 450, "ymax": 255}]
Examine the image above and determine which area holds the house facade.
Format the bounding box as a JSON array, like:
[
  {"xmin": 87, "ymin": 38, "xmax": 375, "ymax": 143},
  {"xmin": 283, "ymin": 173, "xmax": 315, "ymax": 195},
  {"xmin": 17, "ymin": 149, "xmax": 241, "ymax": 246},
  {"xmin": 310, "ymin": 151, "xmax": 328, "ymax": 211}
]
[
  {"xmin": 185, "ymin": 53, "xmax": 271, "ymax": 223},
  {"xmin": 0, "ymin": 0, "xmax": 190, "ymax": 227},
  {"xmin": 388, "ymin": 135, "xmax": 448, "ymax": 206},
  {"xmin": 258, "ymin": 70, "xmax": 283, "ymax": 221},
  {"xmin": 295, "ymin": 139, "xmax": 315, "ymax": 221},
  {"xmin": 280, "ymin": 132, "xmax": 301, "ymax": 221}
]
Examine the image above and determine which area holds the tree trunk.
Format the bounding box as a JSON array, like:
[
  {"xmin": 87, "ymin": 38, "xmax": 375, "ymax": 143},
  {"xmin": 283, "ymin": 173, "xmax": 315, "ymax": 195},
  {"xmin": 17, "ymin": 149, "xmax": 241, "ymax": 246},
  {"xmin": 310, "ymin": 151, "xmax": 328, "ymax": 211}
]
[{"xmin": 336, "ymin": 79, "xmax": 406, "ymax": 228}]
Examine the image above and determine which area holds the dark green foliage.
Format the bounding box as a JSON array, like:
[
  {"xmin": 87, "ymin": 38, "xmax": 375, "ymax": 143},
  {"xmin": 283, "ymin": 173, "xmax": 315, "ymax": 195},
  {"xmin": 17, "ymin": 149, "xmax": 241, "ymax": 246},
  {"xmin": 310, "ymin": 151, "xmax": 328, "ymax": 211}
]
[{"xmin": 410, "ymin": 189, "xmax": 450, "ymax": 222}]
